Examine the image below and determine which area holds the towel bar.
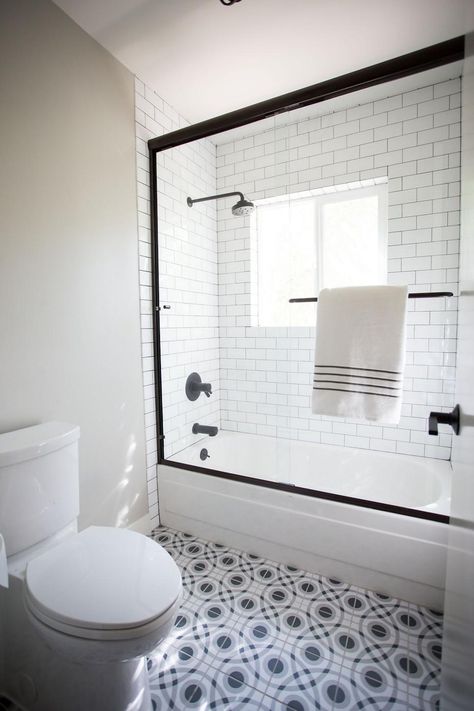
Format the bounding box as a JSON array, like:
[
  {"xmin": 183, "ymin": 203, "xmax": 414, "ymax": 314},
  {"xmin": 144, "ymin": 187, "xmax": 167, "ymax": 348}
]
[{"xmin": 289, "ymin": 291, "xmax": 453, "ymax": 303}]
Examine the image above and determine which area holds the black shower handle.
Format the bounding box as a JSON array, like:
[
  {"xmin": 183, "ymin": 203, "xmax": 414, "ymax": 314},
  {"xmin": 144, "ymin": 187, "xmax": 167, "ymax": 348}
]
[
  {"xmin": 428, "ymin": 405, "xmax": 460, "ymax": 436},
  {"xmin": 185, "ymin": 372, "xmax": 213, "ymax": 401}
]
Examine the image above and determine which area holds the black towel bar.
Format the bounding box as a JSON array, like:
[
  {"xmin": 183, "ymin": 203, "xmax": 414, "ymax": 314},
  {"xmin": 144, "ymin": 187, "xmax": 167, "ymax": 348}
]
[{"xmin": 289, "ymin": 291, "xmax": 453, "ymax": 303}]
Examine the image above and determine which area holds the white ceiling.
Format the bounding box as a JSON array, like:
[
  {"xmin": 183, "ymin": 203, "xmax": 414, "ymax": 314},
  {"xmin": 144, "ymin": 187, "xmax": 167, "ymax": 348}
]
[{"xmin": 53, "ymin": 0, "xmax": 473, "ymax": 125}]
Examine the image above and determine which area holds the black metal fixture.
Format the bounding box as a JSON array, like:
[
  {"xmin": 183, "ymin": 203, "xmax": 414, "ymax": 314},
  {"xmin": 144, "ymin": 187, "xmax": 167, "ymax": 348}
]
[
  {"xmin": 220, "ymin": 0, "xmax": 242, "ymax": 5},
  {"xmin": 186, "ymin": 372, "xmax": 213, "ymax": 401},
  {"xmin": 193, "ymin": 423, "xmax": 219, "ymax": 437},
  {"xmin": 429, "ymin": 405, "xmax": 460, "ymax": 436},
  {"xmin": 187, "ymin": 191, "xmax": 255, "ymax": 216},
  {"xmin": 148, "ymin": 37, "xmax": 463, "ymax": 153},
  {"xmin": 200, "ymin": 448, "xmax": 210, "ymax": 461},
  {"xmin": 289, "ymin": 291, "xmax": 454, "ymax": 304}
]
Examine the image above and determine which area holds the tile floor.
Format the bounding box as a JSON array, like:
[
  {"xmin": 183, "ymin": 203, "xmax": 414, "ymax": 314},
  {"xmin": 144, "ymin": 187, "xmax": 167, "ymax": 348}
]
[{"xmin": 148, "ymin": 526, "xmax": 442, "ymax": 710}]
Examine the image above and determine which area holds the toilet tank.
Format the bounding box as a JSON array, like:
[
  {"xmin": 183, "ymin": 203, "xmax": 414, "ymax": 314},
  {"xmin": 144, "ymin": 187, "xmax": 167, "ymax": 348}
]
[{"xmin": 0, "ymin": 422, "xmax": 80, "ymax": 557}]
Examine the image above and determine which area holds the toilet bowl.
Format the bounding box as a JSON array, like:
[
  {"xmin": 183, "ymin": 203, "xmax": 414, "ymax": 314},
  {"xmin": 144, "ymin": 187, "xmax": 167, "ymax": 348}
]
[
  {"xmin": 24, "ymin": 526, "xmax": 182, "ymax": 664},
  {"xmin": 0, "ymin": 422, "xmax": 182, "ymax": 711}
]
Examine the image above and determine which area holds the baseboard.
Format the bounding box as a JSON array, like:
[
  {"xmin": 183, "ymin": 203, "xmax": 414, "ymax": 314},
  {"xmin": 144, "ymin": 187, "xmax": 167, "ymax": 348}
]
[{"xmin": 127, "ymin": 512, "xmax": 152, "ymax": 535}]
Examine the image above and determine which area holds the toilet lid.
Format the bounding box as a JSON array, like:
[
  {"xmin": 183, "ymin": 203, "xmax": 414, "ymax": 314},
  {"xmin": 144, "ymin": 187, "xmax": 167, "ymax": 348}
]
[{"xmin": 25, "ymin": 526, "xmax": 182, "ymax": 631}]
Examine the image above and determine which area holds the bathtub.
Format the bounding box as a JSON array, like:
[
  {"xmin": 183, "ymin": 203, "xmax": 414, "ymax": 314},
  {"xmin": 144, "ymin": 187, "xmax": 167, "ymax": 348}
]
[
  {"xmin": 159, "ymin": 431, "xmax": 451, "ymax": 609},
  {"xmin": 170, "ymin": 431, "xmax": 451, "ymax": 516}
]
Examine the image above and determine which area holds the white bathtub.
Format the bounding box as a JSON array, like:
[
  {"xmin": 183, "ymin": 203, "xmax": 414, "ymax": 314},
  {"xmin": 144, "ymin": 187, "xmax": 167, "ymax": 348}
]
[
  {"xmin": 170, "ymin": 431, "xmax": 451, "ymax": 516},
  {"xmin": 160, "ymin": 431, "xmax": 452, "ymax": 609}
]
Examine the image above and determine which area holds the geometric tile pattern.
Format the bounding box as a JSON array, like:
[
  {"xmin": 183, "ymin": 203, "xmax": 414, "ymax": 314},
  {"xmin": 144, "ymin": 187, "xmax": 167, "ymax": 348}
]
[{"xmin": 148, "ymin": 527, "xmax": 443, "ymax": 710}]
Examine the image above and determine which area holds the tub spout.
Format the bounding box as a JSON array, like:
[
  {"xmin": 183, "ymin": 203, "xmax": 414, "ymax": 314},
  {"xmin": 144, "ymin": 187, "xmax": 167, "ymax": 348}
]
[{"xmin": 192, "ymin": 423, "xmax": 218, "ymax": 437}]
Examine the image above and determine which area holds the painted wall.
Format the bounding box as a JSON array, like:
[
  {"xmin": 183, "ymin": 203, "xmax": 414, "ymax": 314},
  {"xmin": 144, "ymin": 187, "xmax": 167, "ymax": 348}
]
[
  {"xmin": 216, "ymin": 79, "xmax": 461, "ymax": 460},
  {"xmin": 0, "ymin": 0, "xmax": 147, "ymax": 530}
]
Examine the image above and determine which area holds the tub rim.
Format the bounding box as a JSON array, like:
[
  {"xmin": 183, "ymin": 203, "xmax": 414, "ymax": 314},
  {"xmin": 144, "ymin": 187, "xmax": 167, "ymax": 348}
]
[{"xmin": 161, "ymin": 455, "xmax": 449, "ymax": 524}]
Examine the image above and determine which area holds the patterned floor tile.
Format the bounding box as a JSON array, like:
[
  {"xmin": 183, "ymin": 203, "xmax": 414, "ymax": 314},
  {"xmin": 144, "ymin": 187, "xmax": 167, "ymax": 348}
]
[
  {"xmin": 338, "ymin": 659, "xmax": 410, "ymax": 708},
  {"xmin": 149, "ymin": 526, "xmax": 443, "ymax": 710},
  {"xmin": 149, "ymin": 648, "xmax": 209, "ymax": 710},
  {"xmin": 267, "ymin": 664, "xmax": 348, "ymax": 710},
  {"xmin": 195, "ymin": 663, "xmax": 278, "ymax": 710},
  {"xmin": 209, "ymin": 638, "xmax": 289, "ymax": 697}
]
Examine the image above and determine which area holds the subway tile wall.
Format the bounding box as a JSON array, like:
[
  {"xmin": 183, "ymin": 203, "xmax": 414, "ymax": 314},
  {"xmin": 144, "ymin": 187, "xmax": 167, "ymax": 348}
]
[
  {"xmin": 216, "ymin": 79, "xmax": 461, "ymax": 460},
  {"xmin": 135, "ymin": 77, "xmax": 219, "ymax": 525},
  {"xmin": 156, "ymin": 138, "xmax": 220, "ymax": 459}
]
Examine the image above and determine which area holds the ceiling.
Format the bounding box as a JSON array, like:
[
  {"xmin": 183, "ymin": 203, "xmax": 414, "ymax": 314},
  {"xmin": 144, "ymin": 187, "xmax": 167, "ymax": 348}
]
[{"xmin": 53, "ymin": 0, "xmax": 473, "ymax": 125}]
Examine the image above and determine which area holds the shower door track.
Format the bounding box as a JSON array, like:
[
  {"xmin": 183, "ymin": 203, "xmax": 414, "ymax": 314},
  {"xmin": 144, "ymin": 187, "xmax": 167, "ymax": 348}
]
[{"xmin": 148, "ymin": 36, "xmax": 464, "ymax": 525}]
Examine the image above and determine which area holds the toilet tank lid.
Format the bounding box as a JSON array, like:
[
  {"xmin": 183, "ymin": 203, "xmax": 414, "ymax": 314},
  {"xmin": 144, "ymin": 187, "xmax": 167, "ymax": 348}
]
[{"xmin": 0, "ymin": 422, "xmax": 80, "ymax": 468}]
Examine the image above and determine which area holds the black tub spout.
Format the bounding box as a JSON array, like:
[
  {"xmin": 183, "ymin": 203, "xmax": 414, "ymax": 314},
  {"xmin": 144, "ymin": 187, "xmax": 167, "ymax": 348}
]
[{"xmin": 192, "ymin": 423, "xmax": 218, "ymax": 437}]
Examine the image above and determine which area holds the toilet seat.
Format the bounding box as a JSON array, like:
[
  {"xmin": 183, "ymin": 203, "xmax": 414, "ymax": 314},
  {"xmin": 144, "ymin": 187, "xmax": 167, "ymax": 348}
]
[{"xmin": 25, "ymin": 526, "xmax": 182, "ymax": 640}]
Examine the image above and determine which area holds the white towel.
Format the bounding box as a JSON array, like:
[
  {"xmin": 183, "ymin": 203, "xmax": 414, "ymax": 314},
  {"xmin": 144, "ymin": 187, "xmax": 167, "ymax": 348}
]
[{"xmin": 312, "ymin": 285, "xmax": 408, "ymax": 424}]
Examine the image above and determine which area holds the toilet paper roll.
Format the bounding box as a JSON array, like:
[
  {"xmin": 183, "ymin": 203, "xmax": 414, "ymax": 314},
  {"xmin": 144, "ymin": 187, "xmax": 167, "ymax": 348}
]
[{"xmin": 0, "ymin": 534, "xmax": 8, "ymax": 588}]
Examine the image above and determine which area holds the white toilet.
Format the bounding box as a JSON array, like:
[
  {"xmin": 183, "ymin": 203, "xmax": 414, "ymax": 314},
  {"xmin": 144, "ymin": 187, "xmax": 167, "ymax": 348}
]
[{"xmin": 0, "ymin": 422, "xmax": 182, "ymax": 711}]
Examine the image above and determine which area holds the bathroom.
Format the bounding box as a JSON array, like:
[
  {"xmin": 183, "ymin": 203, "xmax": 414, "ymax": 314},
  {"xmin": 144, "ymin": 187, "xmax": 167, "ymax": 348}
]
[{"xmin": 1, "ymin": 0, "xmax": 474, "ymax": 709}]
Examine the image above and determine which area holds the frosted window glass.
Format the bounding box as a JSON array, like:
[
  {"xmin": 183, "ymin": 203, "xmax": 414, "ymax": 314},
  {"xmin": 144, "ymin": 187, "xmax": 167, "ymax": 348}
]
[
  {"xmin": 321, "ymin": 196, "xmax": 382, "ymax": 288},
  {"xmin": 257, "ymin": 199, "xmax": 316, "ymax": 327},
  {"xmin": 254, "ymin": 185, "xmax": 387, "ymax": 327}
]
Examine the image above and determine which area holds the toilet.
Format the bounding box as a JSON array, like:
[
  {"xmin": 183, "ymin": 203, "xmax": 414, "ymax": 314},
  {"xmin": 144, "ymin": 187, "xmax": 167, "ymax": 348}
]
[{"xmin": 0, "ymin": 422, "xmax": 182, "ymax": 711}]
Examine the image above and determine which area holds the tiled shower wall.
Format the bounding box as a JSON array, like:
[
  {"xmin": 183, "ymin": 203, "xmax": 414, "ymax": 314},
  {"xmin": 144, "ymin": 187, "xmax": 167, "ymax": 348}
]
[
  {"xmin": 135, "ymin": 77, "xmax": 219, "ymax": 525},
  {"xmin": 216, "ymin": 79, "xmax": 461, "ymax": 460},
  {"xmin": 156, "ymin": 138, "xmax": 220, "ymax": 459}
]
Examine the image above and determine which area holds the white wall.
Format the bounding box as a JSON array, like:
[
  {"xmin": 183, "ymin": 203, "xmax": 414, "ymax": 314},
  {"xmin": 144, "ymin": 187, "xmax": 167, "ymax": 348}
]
[
  {"xmin": 216, "ymin": 79, "xmax": 461, "ymax": 460},
  {"xmin": 0, "ymin": 0, "xmax": 147, "ymax": 530}
]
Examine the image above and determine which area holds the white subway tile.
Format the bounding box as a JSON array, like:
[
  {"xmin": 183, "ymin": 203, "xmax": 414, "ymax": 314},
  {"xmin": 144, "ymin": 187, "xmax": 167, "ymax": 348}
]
[
  {"xmin": 403, "ymin": 85, "xmax": 433, "ymax": 106},
  {"xmin": 434, "ymin": 78, "xmax": 461, "ymax": 98}
]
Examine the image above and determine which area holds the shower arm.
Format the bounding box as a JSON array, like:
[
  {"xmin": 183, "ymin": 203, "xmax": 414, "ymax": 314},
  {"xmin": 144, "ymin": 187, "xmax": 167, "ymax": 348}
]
[{"xmin": 187, "ymin": 192, "xmax": 244, "ymax": 207}]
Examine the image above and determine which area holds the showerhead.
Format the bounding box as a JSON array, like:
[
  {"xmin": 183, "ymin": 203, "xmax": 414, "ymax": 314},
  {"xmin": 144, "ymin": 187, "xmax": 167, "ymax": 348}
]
[
  {"xmin": 186, "ymin": 191, "xmax": 255, "ymax": 217},
  {"xmin": 231, "ymin": 197, "xmax": 255, "ymax": 216}
]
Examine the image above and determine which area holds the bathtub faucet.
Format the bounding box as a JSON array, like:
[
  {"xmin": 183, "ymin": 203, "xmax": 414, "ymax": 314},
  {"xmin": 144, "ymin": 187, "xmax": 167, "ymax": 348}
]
[{"xmin": 192, "ymin": 423, "xmax": 218, "ymax": 437}]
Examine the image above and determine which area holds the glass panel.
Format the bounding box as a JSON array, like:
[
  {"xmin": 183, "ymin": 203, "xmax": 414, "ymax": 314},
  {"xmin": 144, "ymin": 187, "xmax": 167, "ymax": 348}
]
[{"xmin": 154, "ymin": 70, "xmax": 460, "ymax": 519}]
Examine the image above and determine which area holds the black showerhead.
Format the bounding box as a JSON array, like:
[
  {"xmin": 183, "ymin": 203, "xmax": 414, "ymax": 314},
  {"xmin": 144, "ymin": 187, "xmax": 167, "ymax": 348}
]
[
  {"xmin": 231, "ymin": 197, "xmax": 255, "ymax": 216},
  {"xmin": 187, "ymin": 191, "xmax": 255, "ymax": 217}
]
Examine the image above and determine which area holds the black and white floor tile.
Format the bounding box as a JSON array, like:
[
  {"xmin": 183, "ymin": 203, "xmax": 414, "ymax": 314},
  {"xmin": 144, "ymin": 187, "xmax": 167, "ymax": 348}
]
[{"xmin": 148, "ymin": 527, "xmax": 443, "ymax": 710}]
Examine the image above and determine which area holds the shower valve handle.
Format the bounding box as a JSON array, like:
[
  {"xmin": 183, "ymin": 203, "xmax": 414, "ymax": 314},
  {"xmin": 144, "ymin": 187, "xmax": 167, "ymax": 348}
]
[{"xmin": 186, "ymin": 372, "xmax": 213, "ymax": 401}]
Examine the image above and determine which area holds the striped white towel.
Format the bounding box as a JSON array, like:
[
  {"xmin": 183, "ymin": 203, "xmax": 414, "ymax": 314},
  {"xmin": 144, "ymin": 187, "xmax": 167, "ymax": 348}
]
[{"xmin": 312, "ymin": 286, "xmax": 408, "ymax": 424}]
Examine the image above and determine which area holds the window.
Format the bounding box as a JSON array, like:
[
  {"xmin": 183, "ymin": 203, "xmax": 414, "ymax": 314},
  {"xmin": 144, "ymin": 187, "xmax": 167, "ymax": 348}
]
[{"xmin": 252, "ymin": 183, "xmax": 388, "ymax": 327}]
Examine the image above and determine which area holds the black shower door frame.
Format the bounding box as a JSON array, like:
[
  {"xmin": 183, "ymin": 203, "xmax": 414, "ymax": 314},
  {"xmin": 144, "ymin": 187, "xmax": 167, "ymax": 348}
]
[{"xmin": 148, "ymin": 36, "xmax": 464, "ymax": 525}]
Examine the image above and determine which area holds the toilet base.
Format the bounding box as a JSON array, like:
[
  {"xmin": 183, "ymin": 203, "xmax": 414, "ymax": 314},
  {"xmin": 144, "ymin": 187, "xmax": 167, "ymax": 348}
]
[
  {"xmin": 1, "ymin": 578, "xmax": 155, "ymax": 711},
  {"xmin": 32, "ymin": 656, "xmax": 152, "ymax": 711}
]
